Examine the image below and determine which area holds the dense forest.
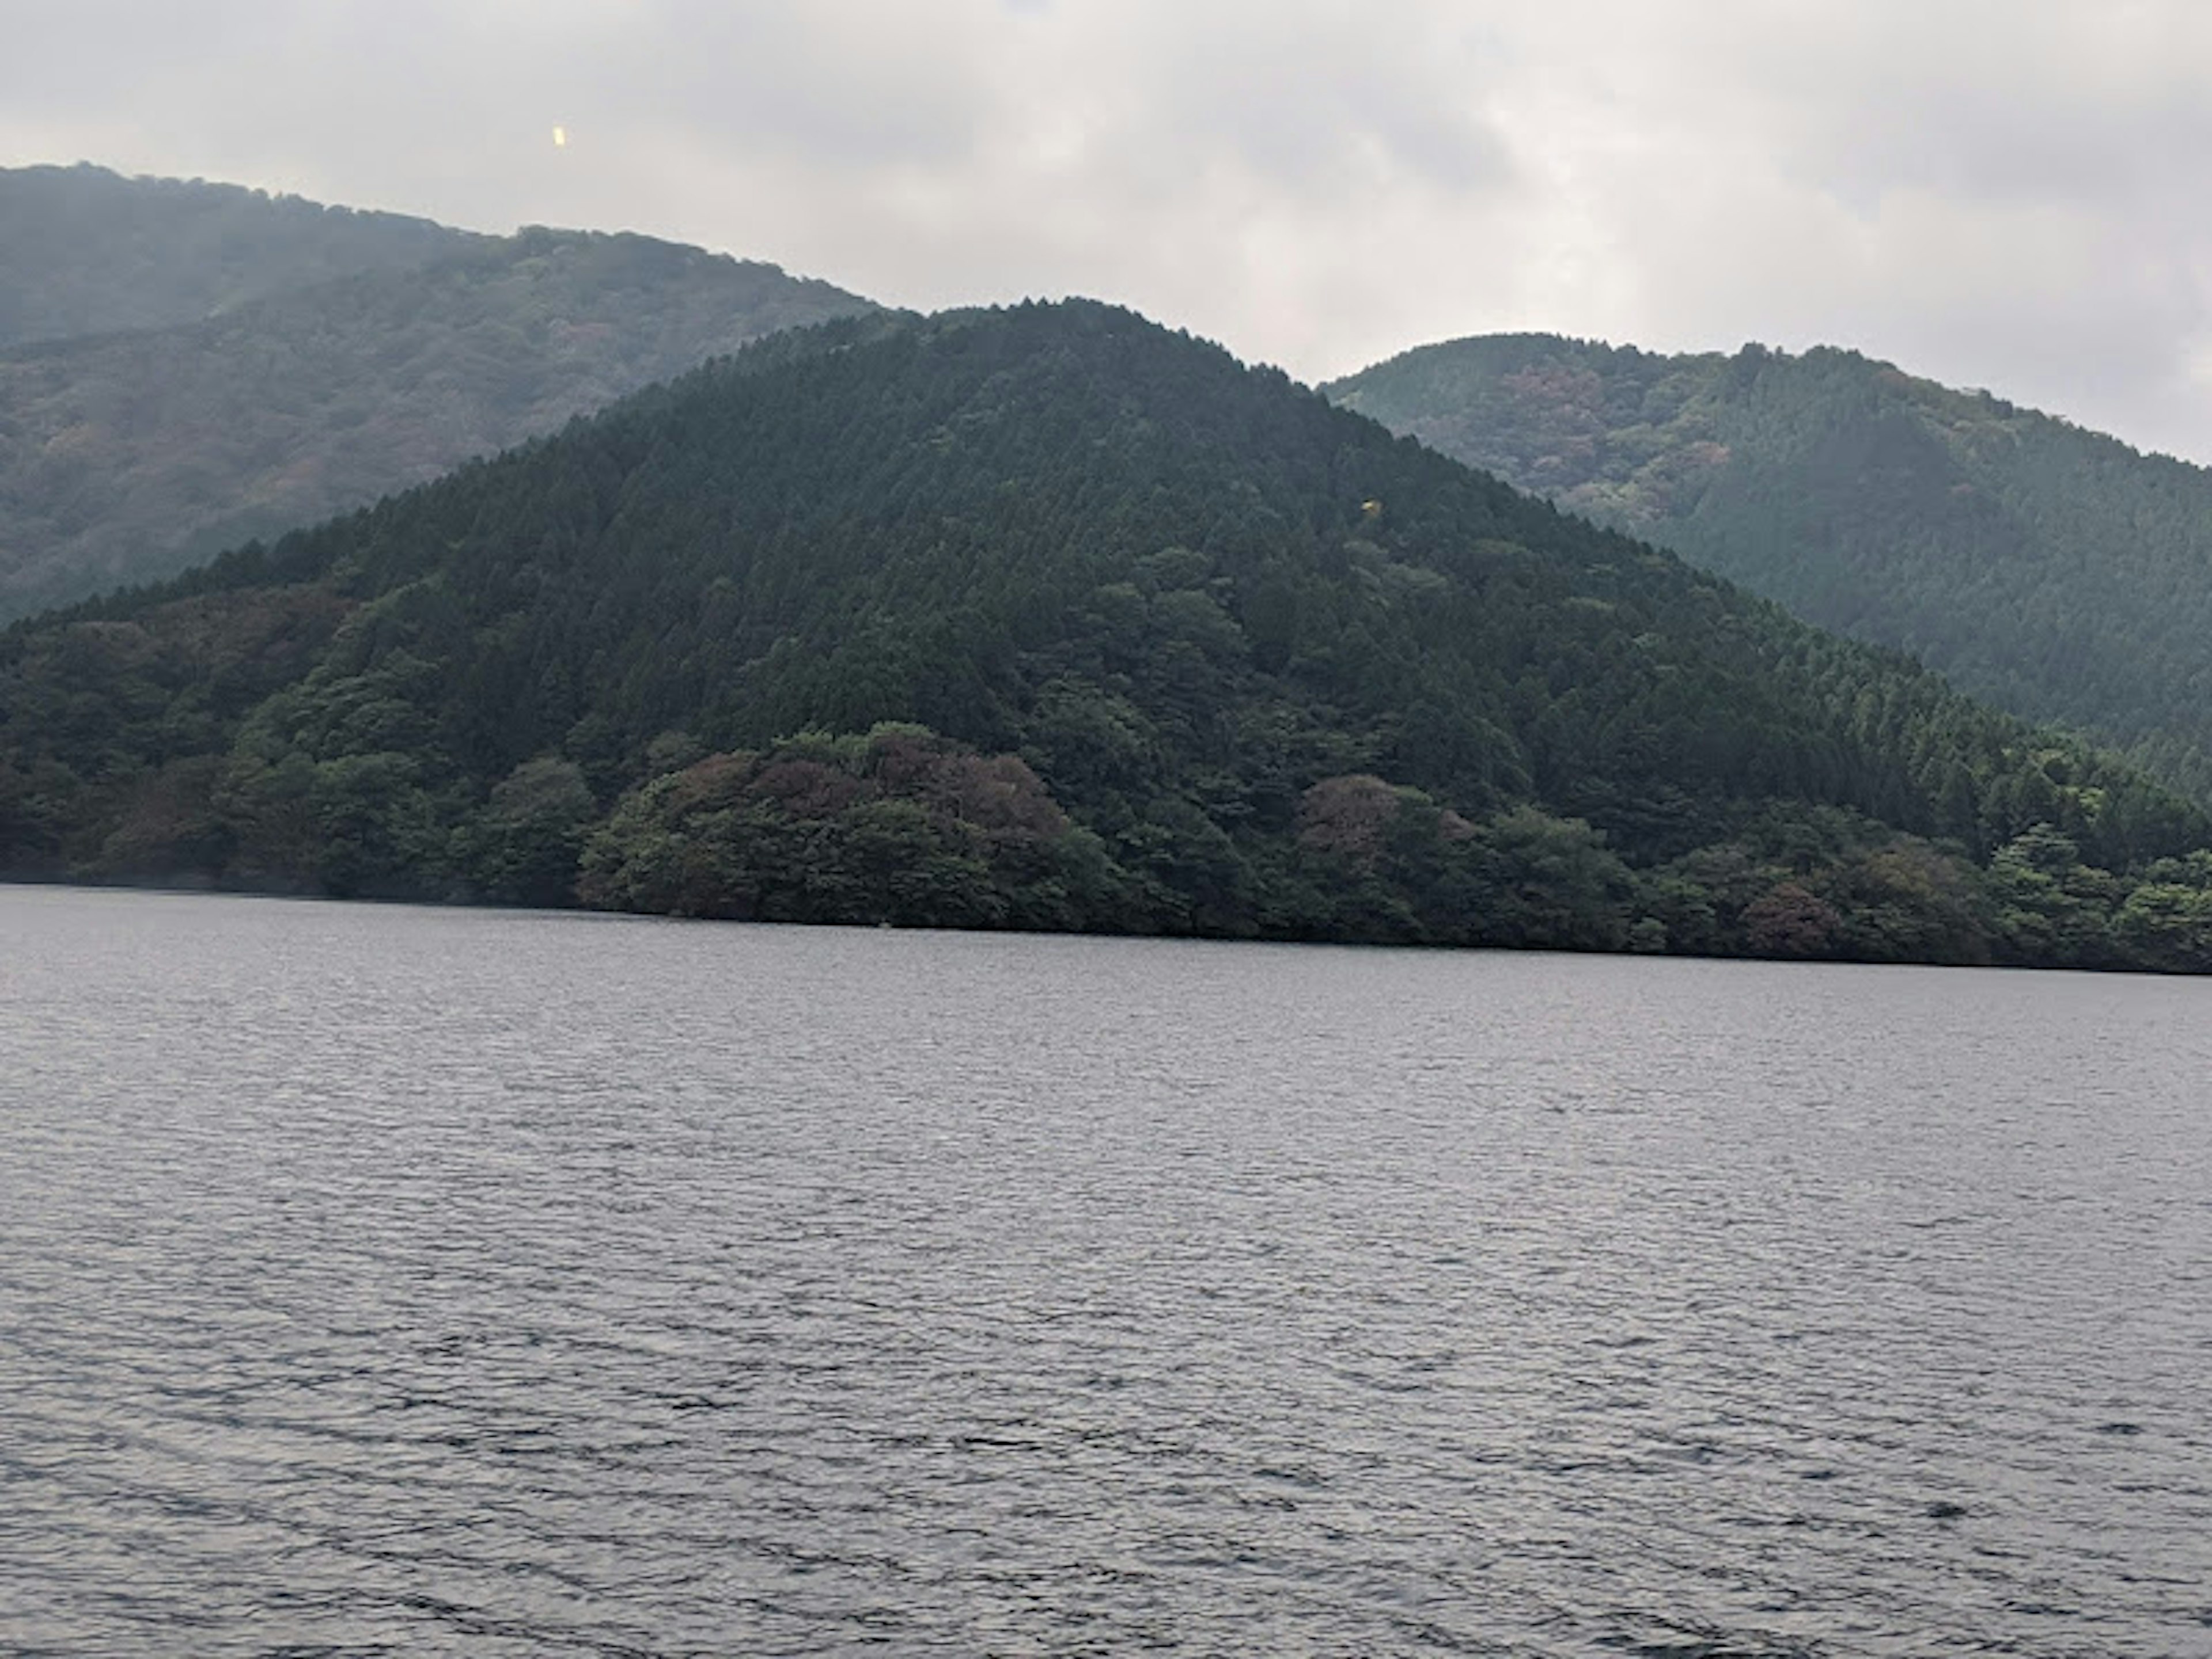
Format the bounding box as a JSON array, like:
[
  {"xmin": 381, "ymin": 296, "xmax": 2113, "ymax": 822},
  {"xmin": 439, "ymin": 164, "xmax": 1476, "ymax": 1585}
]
[
  {"xmin": 1328, "ymin": 335, "xmax": 2212, "ymax": 801},
  {"xmin": 7, "ymin": 301, "xmax": 2212, "ymax": 971},
  {"xmin": 0, "ymin": 176, "xmax": 873, "ymax": 619},
  {"xmin": 0, "ymin": 162, "xmax": 476, "ymax": 347}
]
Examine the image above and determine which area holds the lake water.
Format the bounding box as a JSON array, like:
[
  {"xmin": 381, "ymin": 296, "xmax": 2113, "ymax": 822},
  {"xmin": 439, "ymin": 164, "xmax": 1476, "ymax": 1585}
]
[{"xmin": 3, "ymin": 886, "xmax": 2210, "ymax": 1657}]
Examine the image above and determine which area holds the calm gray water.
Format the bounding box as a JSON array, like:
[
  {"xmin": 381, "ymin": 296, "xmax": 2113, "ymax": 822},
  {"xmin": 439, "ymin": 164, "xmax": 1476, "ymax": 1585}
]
[{"xmin": 3, "ymin": 887, "xmax": 2210, "ymax": 1657}]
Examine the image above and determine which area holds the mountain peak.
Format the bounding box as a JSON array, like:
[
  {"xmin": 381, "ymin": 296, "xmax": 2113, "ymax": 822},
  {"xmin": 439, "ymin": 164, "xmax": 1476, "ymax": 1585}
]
[{"xmin": 1324, "ymin": 332, "xmax": 2212, "ymax": 800}]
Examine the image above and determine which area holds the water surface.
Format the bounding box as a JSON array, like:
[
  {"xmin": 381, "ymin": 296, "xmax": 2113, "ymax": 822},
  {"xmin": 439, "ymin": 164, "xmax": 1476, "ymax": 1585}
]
[{"xmin": 3, "ymin": 887, "xmax": 2209, "ymax": 1655}]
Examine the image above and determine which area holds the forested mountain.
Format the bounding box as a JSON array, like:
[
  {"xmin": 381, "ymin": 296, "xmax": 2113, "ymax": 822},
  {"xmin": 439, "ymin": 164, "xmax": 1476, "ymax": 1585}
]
[
  {"xmin": 7, "ymin": 301, "xmax": 2212, "ymax": 970},
  {"xmin": 0, "ymin": 223, "xmax": 875, "ymax": 620},
  {"xmin": 0, "ymin": 163, "xmax": 477, "ymax": 347},
  {"xmin": 1328, "ymin": 336, "xmax": 2212, "ymax": 799}
]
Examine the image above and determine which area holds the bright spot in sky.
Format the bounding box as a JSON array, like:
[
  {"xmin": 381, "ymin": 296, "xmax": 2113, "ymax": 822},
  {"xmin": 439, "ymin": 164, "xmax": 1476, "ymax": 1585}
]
[{"xmin": 551, "ymin": 126, "xmax": 567, "ymax": 149}]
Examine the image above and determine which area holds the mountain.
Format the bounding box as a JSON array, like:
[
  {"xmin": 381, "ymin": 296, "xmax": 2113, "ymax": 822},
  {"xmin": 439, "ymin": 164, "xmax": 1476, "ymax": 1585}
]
[
  {"xmin": 6, "ymin": 301, "xmax": 2212, "ymax": 971},
  {"xmin": 1327, "ymin": 335, "xmax": 2212, "ymax": 800},
  {"xmin": 0, "ymin": 219, "xmax": 876, "ymax": 620},
  {"xmin": 0, "ymin": 162, "xmax": 478, "ymax": 347}
]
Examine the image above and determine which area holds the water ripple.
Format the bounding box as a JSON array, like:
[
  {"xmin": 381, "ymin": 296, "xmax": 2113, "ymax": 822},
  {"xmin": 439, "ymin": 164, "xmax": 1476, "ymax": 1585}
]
[{"xmin": 3, "ymin": 888, "xmax": 2211, "ymax": 1655}]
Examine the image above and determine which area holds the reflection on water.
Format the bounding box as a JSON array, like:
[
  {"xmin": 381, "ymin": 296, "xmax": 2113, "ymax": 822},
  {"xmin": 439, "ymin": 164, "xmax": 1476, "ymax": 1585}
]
[{"xmin": 3, "ymin": 886, "xmax": 2210, "ymax": 1655}]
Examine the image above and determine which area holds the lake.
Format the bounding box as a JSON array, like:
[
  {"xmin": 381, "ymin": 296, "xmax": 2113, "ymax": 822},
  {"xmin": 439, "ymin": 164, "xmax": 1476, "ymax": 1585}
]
[{"xmin": 3, "ymin": 886, "xmax": 2209, "ymax": 1656}]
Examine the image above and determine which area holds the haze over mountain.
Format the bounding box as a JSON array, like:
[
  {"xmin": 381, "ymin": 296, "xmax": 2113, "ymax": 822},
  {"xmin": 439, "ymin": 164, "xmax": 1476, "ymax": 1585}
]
[
  {"xmin": 0, "ymin": 162, "xmax": 478, "ymax": 347},
  {"xmin": 1328, "ymin": 335, "xmax": 2212, "ymax": 801},
  {"xmin": 0, "ymin": 164, "xmax": 875, "ymax": 620},
  {"xmin": 7, "ymin": 301, "xmax": 2211, "ymax": 971},
  {"xmin": 18, "ymin": 6, "xmax": 2212, "ymax": 465}
]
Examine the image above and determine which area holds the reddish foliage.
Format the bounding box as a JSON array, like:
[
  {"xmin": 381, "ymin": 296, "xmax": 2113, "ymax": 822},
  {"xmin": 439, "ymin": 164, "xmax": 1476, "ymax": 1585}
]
[
  {"xmin": 926, "ymin": 752, "xmax": 1068, "ymax": 839},
  {"xmin": 1741, "ymin": 881, "xmax": 1842, "ymax": 957},
  {"xmin": 750, "ymin": 757, "xmax": 870, "ymax": 819},
  {"xmin": 666, "ymin": 752, "xmax": 759, "ymax": 813},
  {"xmin": 1296, "ymin": 774, "xmax": 1402, "ymax": 860}
]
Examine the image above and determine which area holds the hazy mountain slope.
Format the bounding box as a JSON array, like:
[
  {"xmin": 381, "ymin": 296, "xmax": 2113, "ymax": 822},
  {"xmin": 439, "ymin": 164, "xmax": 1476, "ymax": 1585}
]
[
  {"xmin": 0, "ymin": 227, "xmax": 876, "ymax": 619},
  {"xmin": 1328, "ymin": 335, "xmax": 2212, "ymax": 798},
  {"xmin": 5, "ymin": 302, "xmax": 2210, "ymax": 969},
  {"xmin": 0, "ymin": 162, "xmax": 478, "ymax": 347}
]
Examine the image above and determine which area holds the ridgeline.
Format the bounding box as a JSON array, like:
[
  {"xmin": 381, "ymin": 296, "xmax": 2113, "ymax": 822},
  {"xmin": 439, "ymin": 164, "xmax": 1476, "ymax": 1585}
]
[{"xmin": 0, "ymin": 162, "xmax": 476, "ymax": 348}]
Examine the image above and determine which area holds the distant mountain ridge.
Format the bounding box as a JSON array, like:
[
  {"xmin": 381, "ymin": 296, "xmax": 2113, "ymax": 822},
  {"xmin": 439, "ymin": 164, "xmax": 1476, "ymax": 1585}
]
[
  {"xmin": 0, "ymin": 164, "xmax": 877, "ymax": 619},
  {"xmin": 0, "ymin": 162, "xmax": 479, "ymax": 346},
  {"xmin": 7, "ymin": 300, "xmax": 2212, "ymax": 972},
  {"xmin": 1327, "ymin": 335, "xmax": 2212, "ymax": 799}
]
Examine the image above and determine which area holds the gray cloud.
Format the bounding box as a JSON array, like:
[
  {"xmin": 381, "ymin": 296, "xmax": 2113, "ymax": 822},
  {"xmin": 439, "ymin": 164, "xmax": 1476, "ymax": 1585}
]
[{"xmin": 5, "ymin": 0, "xmax": 2211, "ymax": 458}]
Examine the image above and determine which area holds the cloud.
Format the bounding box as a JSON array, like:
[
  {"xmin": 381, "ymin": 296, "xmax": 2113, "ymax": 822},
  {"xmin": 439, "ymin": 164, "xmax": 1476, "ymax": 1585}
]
[{"xmin": 4, "ymin": 0, "xmax": 2211, "ymax": 457}]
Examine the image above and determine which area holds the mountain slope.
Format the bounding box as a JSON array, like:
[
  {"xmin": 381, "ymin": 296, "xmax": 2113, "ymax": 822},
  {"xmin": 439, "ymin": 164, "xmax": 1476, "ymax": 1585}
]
[
  {"xmin": 6, "ymin": 302, "xmax": 2211, "ymax": 970},
  {"xmin": 1327, "ymin": 335, "xmax": 2212, "ymax": 798},
  {"xmin": 0, "ymin": 226, "xmax": 876, "ymax": 619},
  {"xmin": 0, "ymin": 162, "xmax": 478, "ymax": 347}
]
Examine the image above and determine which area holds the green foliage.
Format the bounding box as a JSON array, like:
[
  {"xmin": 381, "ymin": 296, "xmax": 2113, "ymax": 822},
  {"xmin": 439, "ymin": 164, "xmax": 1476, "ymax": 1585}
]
[
  {"xmin": 7, "ymin": 298, "xmax": 2212, "ymax": 968},
  {"xmin": 1328, "ymin": 334, "xmax": 2212, "ymax": 803},
  {"xmin": 2111, "ymin": 873, "xmax": 2212, "ymax": 974},
  {"xmin": 454, "ymin": 757, "xmax": 597, "ymax": 906},
  {"xmin": 579, "ymin": 726, "xmax": 1133, "ymax": 930}
]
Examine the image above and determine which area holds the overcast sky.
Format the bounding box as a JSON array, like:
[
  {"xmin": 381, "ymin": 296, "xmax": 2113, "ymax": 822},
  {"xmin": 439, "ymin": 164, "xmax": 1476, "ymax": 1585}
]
[{"xmin": 6, "ymin": 0, "xmax": 2210, "ymax": 459}]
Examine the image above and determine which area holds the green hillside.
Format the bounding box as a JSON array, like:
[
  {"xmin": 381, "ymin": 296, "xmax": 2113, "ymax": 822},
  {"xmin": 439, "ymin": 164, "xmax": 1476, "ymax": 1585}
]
[
  {"xmin": 0, "ymin": 162, "xmax": 476, "ymax": 347},
  {"xmin": 7, "ymin": 302, "xmax": 2212, "ymax": 970},
  {"xmin": 0, "ymin": 225, "xmax": 874, "ymax": 620},
  {"xmin": 1328, "ymin": 336, "xmax": 2212, "ymax": 801}
]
